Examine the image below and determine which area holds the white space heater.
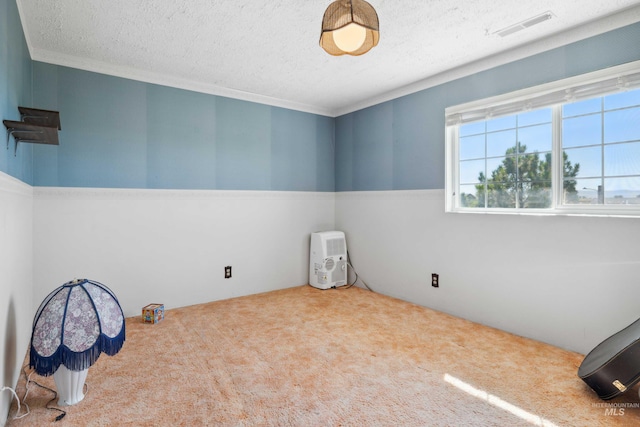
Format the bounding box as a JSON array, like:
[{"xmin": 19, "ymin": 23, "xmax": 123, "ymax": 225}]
[{"xmin": 309, "ymin": 231, "xmax": 348, "ymax": 289}]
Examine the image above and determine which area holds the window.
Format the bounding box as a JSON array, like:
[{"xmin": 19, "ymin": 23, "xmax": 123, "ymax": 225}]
[{"xmin": 446, "ymin": 61, "xmax": 640, "ymax": 216}]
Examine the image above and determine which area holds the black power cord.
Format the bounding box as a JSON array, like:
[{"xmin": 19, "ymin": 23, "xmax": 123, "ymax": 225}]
[{"xmin": 22, "ymin": 366, "xmax": 67, "ymax": 422}]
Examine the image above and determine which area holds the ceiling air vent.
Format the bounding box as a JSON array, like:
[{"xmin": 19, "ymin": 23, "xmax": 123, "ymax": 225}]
[{"xmin": 493, "ymin": 11, "xmax": 554, "ymax": 38}]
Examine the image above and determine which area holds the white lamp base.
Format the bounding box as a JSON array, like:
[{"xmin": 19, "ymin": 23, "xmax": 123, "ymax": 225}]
[{"xmin": 53, "ymin": 364, "xmax": 88, "ymax": 406}]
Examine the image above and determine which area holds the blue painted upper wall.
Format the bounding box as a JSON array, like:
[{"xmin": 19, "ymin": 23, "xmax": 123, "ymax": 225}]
[
  {"xmin": 4, "ymin": 7, "xmax": 640, "ymax": 192},
  {"xmin": 0, "ymin": 0, "xmax": 33, "ymax": 184},
  {"xmin": 32, "ymin": 64, "xmax": 335, "ymax": 191},
  {"xmin": 336, "ymin": 22, "xmax": 640, "ymax": 191}
]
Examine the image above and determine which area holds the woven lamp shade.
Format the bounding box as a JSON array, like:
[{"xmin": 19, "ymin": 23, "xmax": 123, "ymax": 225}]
[{"xmin": 320, "ymin": 0, "xmax": 379, "ymax": 56}]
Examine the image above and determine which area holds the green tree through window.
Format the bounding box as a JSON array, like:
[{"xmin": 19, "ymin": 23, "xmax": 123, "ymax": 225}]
[
  {"xmin": 448, "ymin": 66, "xmax": 640, "ymax": 215},
  {"xmin": 461, "ymin": 143, "xmax": 580, "ymax": 209}
]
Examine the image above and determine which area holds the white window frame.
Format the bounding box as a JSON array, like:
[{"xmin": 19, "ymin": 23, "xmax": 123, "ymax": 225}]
[{"xmin": 445, "ymin": 60, "xmax": 640, "ymax": 217}]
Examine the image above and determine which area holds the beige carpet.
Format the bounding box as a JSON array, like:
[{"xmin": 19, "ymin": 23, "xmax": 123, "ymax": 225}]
[{"xmin": 6, "ymin": 285, "xmax": 640, "ymax": 426}]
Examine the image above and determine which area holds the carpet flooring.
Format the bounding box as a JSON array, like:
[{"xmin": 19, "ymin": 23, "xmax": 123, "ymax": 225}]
[{"xmin": 5, "ymin": 285, "xmax": 640, "ymax": 426}]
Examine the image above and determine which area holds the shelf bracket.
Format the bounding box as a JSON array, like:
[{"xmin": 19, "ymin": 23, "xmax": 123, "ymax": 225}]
[
  {"xmin": 3, "ymin": 108, "xmax": 61, "ymax": 156},
  {"xmin": 6, "ymin": 128, "xmax": 44, "ymax": 156}
]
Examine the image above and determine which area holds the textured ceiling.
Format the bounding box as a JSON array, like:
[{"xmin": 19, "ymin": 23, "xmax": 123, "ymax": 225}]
[{"xmin": 16, "ymin": 0, "xmax": 640, "ymax": 116}]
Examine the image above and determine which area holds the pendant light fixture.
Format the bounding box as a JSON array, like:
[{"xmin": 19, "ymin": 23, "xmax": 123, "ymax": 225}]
[{"xmin": 320, "ymin": 0, "xmax": 379, "ymax": 56}]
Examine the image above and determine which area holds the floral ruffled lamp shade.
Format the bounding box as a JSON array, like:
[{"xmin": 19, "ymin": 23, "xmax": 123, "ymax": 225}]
[{"xmin": 30, "ymin": 279, "xmax": 125, "ymax": 405}]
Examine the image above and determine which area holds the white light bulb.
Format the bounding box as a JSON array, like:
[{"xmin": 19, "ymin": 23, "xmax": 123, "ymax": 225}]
[{"xmin": 333, "ymin": 23, "xmax": 367, "ymax": 53}]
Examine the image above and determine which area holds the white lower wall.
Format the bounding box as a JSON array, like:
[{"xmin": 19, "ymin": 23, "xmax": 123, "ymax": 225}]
[
  {"xmin": 33, "ymin": 188, "xmax": 335, "ymax": 317},
  {"xmin": 0, "ymin": 172, "xmax": 33, "ymax": 424},
  {"xmin": 11, "ymin": 183, "xmax": 640, "ymax": 406},
  {"xmin": 336, "ymin": 190, "xmax": 640, "ymax": 355}
]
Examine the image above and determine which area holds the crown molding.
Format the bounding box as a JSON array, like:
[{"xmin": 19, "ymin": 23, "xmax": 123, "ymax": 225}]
[
  {"xmin": 17, "ymin": 2, "xmax": 640, "ymax": 118},
  {"xmin": 332, "ymin": 5, "xmax": 640, "ymax": 116},
  {"xmin": 28, "ymin": 48, "xmax": 335, "ymax": 118}
]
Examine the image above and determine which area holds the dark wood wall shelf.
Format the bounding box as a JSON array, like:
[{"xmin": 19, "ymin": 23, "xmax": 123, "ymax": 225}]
[
  {"xmin": 18, "ymin": 107, "xmax": 61, "ymax": 130},
  {"xmin": 3, "ymin": 107, "xmax": 61, "ymax": 156}
]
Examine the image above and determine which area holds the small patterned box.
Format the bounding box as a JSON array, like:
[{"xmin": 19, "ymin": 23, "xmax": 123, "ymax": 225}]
[{"xmin": 142, "ymin": 303, "xmax": 164, "ymax": 324}]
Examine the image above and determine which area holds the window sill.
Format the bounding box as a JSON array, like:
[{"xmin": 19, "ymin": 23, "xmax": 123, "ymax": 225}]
[{"xmin": 447, "ymin": 207, "xmax": 640, "ymax": 218}]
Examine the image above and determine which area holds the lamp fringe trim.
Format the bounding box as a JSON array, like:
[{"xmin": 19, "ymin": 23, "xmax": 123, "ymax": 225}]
[{"xmin": 30, "ymin": 326, "xmax": 126, "ymax": 376}]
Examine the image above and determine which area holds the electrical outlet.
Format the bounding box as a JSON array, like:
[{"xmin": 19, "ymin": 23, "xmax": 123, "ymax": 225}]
[
  {"xmin": 225, "ymin": 266, "xmax": 232, "ymax": 279},
  {"xmin": 431, "ymin": 273, "xmax": 439, "ymax": 287}
]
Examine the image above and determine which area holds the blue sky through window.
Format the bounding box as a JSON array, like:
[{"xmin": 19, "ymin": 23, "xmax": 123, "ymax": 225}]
[{"xmin": 458, "ymin": 88, "xmax": 640, "ymax": 205}]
